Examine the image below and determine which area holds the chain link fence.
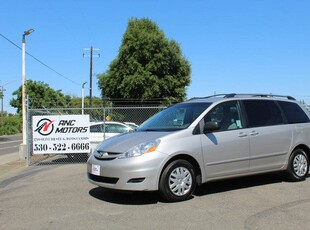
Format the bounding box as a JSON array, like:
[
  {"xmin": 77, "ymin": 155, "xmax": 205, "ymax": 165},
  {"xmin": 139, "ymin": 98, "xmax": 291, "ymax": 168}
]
[{"xmin": 27, "ymin": 106, "xmax": 165, "ymax": 165}]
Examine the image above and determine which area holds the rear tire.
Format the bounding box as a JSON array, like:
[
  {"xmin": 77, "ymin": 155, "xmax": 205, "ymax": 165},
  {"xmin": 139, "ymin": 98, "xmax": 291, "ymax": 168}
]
[
  {"xmin": 286, "ymin": 149, "xmax": 309, "ymax": 182},
  {"xmin": 159, "ymin": 159, "xmax": 196, "ymax": 202}
]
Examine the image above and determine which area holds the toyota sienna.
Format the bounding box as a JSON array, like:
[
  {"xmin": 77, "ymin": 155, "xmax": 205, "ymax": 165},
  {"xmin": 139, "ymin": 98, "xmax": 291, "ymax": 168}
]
[{"xmin": 87, "ymin": 94, "xmax": 310, "ymax": 202}]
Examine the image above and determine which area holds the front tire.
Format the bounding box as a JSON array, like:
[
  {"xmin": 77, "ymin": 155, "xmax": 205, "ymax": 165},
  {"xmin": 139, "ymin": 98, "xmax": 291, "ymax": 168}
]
[
  {"xmin": 159, "ymin": 159, "xmax": 196, "ymax": 202},
  {"xmin": 286, "ymin": 149, "xmax": 309, "ymax": 182}
]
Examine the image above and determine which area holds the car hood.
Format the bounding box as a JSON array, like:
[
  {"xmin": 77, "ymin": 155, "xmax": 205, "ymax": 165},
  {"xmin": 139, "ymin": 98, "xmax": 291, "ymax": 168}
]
[{"xmin": 96, "ymin": 131, "xmax": 171, "ymax": 153}]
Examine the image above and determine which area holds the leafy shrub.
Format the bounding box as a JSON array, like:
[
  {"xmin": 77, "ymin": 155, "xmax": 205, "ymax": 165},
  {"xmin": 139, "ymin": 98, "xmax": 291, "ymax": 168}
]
[{"xmin": 0, "ymin": 115, "xmax": 22, "ymax": 135}]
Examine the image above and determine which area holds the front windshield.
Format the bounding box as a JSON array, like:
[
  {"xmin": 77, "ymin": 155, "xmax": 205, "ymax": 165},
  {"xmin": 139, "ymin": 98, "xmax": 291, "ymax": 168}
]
[{"xmin": 138, "ymin": 102, "xmax": 211, "ymax": 131}]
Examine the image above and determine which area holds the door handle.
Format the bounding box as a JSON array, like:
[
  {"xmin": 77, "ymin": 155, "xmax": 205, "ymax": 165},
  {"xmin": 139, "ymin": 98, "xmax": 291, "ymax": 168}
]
[
  {"xmin": 238, "ymin": 132, "xmax": 247, "ymax": 137},
  {"xmin": 250, "ymin": 131, "xmax": 259, "ymax": 136}
]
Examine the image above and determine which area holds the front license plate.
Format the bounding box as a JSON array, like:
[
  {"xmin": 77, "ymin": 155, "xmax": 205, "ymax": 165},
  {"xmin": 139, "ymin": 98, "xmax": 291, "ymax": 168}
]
[{"xmin": 91, "ymin": 164, "xmax": 100, "ymax": 176}]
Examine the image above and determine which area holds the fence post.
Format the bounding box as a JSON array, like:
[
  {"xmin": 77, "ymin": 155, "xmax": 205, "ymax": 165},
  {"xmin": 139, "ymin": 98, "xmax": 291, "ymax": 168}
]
[{"xmin": 103, "ymin": 107, "xmax": 106, "ymax": 140}]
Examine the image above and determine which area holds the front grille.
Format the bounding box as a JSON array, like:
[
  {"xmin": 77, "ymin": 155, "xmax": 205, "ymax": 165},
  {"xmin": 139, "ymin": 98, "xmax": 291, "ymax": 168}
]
[
  {"xmin": 94, "ymin": 151, "xmax": 121, "ymax": 161},
  {"xmin": 88, "ymin": 173, "xmax": 119, "ymax": 184}
]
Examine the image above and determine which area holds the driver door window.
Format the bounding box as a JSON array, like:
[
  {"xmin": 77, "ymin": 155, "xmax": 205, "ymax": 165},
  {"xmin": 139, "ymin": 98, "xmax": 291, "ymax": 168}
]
[{"xmin": 204, "ymin": 101, "xmax": 243, "ymax": 131}]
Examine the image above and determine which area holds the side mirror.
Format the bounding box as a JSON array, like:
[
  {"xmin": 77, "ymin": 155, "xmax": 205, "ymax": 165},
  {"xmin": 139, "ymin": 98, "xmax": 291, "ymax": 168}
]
[{"xmin": 203, "ymin": 121, "xmax": 220, "ymax": 133}]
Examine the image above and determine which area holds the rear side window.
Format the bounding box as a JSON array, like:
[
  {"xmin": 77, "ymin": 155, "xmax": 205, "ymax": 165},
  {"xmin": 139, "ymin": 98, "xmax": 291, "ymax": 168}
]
[
  {"xmin": 243, "ymin": 100, "xmax": 284, "ymax": 127},
  {"xmin": 105, "ymin": 124, "xmax": 129, "ymax": 133},
  {"xmin": 90, "ymin": 124, "xmax": 103, "ymax": 133},
  {"xmin": 278, "ymin": 101, "xmax": 310, "ymax": 124}
]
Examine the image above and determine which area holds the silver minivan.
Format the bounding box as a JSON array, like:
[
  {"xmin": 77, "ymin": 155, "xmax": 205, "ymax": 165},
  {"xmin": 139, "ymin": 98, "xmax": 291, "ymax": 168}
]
[{"xmin": 87, "ymin": 94, "xmax": 310, "ymax": 202}]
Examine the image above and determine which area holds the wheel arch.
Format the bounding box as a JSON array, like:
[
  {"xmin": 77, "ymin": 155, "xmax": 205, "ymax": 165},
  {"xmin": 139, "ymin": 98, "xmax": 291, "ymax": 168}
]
[
  {"xmin": 159, "ymin": 154, "xmax": 203, "ymax": 187},
  {"xmin": 292, "ymin": 144, "xmax": 310, "ymax": 160},
  {"xmin": 285, "ymin": 144, "xmax": 310, "ymax": 181}
]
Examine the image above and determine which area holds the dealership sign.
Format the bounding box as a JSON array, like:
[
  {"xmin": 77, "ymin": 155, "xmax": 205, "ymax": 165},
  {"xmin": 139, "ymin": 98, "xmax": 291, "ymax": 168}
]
[{"xmin": 32, "ymin": 115, "xmax": 90, "ymax": 154}]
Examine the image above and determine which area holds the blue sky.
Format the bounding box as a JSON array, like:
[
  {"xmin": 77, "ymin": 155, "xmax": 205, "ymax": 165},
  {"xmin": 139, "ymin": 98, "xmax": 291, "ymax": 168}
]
[{"xmin": 1, "ymin": 0, "xmax": 310, "ymax": 113}]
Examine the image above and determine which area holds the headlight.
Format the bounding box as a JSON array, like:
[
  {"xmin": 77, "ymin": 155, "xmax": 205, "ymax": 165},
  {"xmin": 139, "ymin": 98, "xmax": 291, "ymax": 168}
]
[
  {"xmin": 118, "ymin": 139, "xmax": 161, "ymax": 159},
  {"xmin": 90, "ymin": 142, "xmax": 101, "ymax": 156}
]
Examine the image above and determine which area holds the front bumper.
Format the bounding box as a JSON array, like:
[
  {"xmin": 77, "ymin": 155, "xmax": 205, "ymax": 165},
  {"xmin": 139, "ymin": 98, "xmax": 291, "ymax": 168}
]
[{"xmin": 87, "ymin": 151, "xmax": 168, "ymax": 191}]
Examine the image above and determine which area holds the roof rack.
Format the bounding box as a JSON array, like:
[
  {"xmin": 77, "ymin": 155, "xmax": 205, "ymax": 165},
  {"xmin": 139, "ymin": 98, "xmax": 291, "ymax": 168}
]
[
  {"xmin": 189, "ymin": 93, "xmax": 296, "ymax": 101},
  {"xmin": 188, "ymin": 94, "xmax": 228, "ymax": 100}
]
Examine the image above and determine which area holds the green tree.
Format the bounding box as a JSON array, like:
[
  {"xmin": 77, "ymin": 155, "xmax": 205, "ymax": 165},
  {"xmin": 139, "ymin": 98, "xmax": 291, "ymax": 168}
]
[
  {"xmin": 10, "ymin": 80, "xmax": 71, "ymax": 113},
  {"xmin": 69, "ymin": 96, "xmax": 105, "ymax": 108},
  {"xmin": 98, "ymin": 18, "xmax": 191, "ymax": 106}
]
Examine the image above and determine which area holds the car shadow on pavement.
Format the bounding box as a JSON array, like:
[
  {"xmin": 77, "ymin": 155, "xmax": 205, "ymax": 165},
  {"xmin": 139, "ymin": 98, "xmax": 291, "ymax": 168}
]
[
  {"xmin": 194, "ymin": 172, "xmax": 291, "ymax": 197},
  {"xmin": 89, "ymin": 187, "xmax": 161, "ymax": 205},
  {"xmin": 88, "ymin": 172, "xmax": 310, "ymax": 204}
]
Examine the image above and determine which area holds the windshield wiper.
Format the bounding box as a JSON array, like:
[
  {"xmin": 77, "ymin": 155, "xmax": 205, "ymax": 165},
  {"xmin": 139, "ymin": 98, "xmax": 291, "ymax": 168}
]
[
  {"xmin": 139, "ymin": 129, "xmax": 159, "ymax": 132},
  {"xmin": 138, "ymin": 128, "xmax": 180, "ymax": 132}
]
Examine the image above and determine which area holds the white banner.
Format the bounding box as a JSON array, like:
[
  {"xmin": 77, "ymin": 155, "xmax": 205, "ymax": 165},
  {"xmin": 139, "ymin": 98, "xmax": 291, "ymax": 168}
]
[{"xmin": 32, "ymin": 115, "xmax": 90, "ymax": 154}]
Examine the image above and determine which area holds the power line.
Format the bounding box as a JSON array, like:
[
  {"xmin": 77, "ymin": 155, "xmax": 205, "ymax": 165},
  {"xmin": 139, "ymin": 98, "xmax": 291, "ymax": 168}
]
[{"xmin": 0, "ymin": 33, "xmax": 81, "ymax": 87}]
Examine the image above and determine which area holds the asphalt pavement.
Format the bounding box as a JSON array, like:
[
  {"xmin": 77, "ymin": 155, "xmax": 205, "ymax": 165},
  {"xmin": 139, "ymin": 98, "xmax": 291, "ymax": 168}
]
[
  {"xmin": 0, "ymin": 134, "xmax": 22, "ymax": 156},
  {"xmin": 0, "ymin": 134, "xmax": 25, "ymax": 179}
]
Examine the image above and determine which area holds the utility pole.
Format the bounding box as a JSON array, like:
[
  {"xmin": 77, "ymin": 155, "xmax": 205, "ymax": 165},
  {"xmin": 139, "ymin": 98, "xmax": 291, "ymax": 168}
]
[
  {"xmin": 83, "ymin": 47, "xmax": 100, "ymax": 107},
  {"xmin": 0, "ymin": 86, "xmax": 5, "ymax": 115},
  {"xmin": 0, "ymin": 80, "xmax": 18, "ymax": 116},
  {"xmin": 21, "ymin": 29, "xmax": 34, "ymax": 154}
]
